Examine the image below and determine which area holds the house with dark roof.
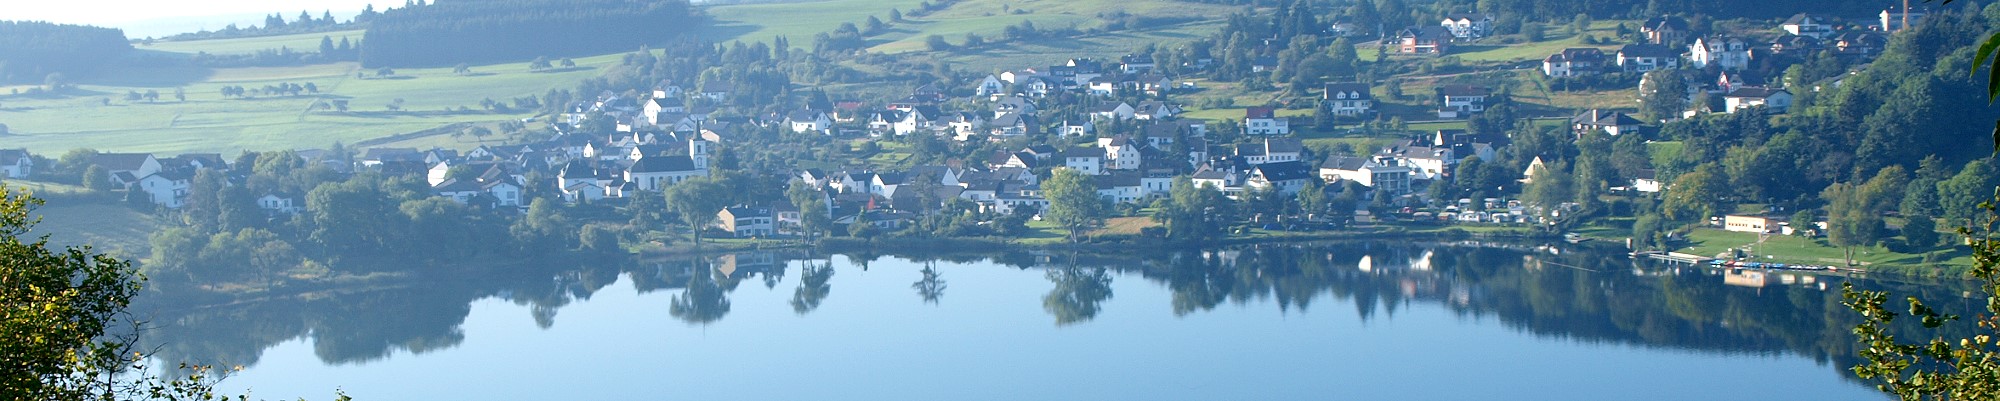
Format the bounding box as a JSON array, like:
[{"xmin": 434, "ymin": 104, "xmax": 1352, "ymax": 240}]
[
  {"xmin": 360, "ymin": 148, "xmax": 423, "ymax": 166},
  {"xmin": 625, "ymin": 155, "xmax": 705, "ymax": 191},
  {"xmin": 1319, "ymin": 156, "xmax": 1412, "ymax": 196},
  {"xmin": 1247, "ymin": 161, "xmax": 1317, "ymax": 195},
  {"xmin": 1542, "ymin": 48, "xmax": 1607, "ymax": 77},
  {"xmin": 1322, "ymin": 83, "xmax": 1374, "ymax": 117},
  {"xmin": 785, "ymin": 109, "xmax": 833, "ymax": 134},
  {"xmin": 0, "ymin": 149, "xmax": 32, "ymax": 179},
  {"xmin": 1245, "ymin": 107, "xmax": 1290, "ymax": 136},
  {"xmin": 1616, "ymin": 44, "xmax": 1681, "ymax": 72},
  {"xmin": 1689, "ymin": 36, "xmax": 1752, "ymax": 71},
  {"xmin": 1397, "ymin": 26, "xmax": 1455, "ymax": 54},
  {"xmin": 1436, "ymin": 85, "xmax": 1489, "ymax": 119},
  {"xmin": 1782, "ymin": 13, "xmax": 1838, "ymax": 39},
  {"xmin": 136, "ymin": 169, "xmax": 192, "ymax": 208},
  {"xmin": 1090, "ymin": 102, "xmax": 1137, "ymax": 121},
  {"xmin": 257, "ymin": 193, "xmax": 303, "ymax": 215},
  {"xmin": 1642, "ymin": 16, "xmax": 1690, "ymax": 45},
  {"xmin": 1723, "ymin": 87, "xmax": 1794, "ymax": 114},
  {"xmin": 717, "ymin": 206, "xmax": 775, "ymax": 237},
  {"xmin": 91, "ymin": 153, "xmax": 161, "ymax": 186},
  {"xmin": 1238, "ymin": 138, "xmax": 1304, "ymax": 165},
  {"xmin": 1192, "ymin": 164, "xmax": 1247, "ymax": 194},
  {"xmin": 989, "ymin": 113, "xmax": 1039, "ymax": 137},
  {"xmin": 1133, "ymin": 101, "xmax": 1177, "ymax": 120},
  {"xmin": 1062, "ymin": 147, "xmax": 1106, "ymax": 175},
  {"xmin": 1572, "ymin": 109, "xmax": 1644, "ymax": 136},
  {"xmin": 1093, "ymin": 171, "xmax": 1145, "ymax": 204},
  {"xmin": 1440, "ymin": 13, "xmax": 1494, "ymax": 39}
]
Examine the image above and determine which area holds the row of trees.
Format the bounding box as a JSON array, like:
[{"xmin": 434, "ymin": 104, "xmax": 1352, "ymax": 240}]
[{"xmin": 0, "ymin": 20, "xmax": 130, "ymax": 85}]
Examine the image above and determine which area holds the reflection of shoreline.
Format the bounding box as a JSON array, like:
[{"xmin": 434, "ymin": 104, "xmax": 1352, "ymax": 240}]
[{"xmin": 131, "ymin": 241, "xmax": 1974, "ymax": 389}]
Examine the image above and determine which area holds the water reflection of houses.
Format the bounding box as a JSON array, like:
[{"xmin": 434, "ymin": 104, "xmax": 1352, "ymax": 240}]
[
  {"xmin": 1722, "ymin": 269, "xmax": 1824, "ymax": 291},
  {"xmin": 715, "ymin": 253, "xmax": 781, "ymax": 278}
]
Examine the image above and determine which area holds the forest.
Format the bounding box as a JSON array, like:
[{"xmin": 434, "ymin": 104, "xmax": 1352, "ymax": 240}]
[
  {"xmin": 359, "ymin": 0, "xmax": 704, "ymax": 68},
  {"xmin": 0, "ymin": 21, "xmax": 131, "ymax": 85}
]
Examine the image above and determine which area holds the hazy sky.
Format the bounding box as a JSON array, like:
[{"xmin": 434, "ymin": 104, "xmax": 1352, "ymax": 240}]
[{"xmin": 7, "ymin": 1, "xmax": 402, "ymax": 36}]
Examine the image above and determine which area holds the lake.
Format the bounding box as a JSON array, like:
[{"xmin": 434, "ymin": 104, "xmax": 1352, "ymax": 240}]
[{"xmin": 137, "ymin": 241, "xmax": 1938, "ymax": 400}]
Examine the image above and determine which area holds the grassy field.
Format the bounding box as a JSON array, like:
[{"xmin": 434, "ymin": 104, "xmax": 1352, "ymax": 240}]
[
  {"xmin": 868, "ymin": 0, "xmax": 1239, "ymax": 54},
  {"xmin": 1678, "ymin": 228, "xmax": 1973, "ymax": 269},
  {"xmin": 936, "ymin": 20, "xmax": 1224, "ymax": 71},
  {"xmin": 1454, "ymin": 21, "xmax": 1631, "ymax": 63},
  {"xmin": 141, "ymin": 30, "xmax": 367, "ymax": 56},
  {"xmin": 702, "ymin": 0, "xmax": 932, "ymax": 45},
  {"xmin": 1647, "ymin": 141, "xmax": 1684, "ymax": 167},
  {"xmin": 27, "ymin": 201, "xmax": 160, "ymax": 259},
  {"xmin": 702, "ymin": 0, "xmax": 1236, "ymax": 69},
  {"xmin": 0, "ymin": 52, "xmax": 623, "ymax": 155}
]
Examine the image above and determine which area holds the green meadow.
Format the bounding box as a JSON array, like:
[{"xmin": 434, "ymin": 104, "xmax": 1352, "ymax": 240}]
[
  {"xmin": 1, "ymin": 52, "xmax": 623, "ymax": 155},
  {"xmin": 141, "ymin": 30, "xmax": 367, "ymax": 56}
]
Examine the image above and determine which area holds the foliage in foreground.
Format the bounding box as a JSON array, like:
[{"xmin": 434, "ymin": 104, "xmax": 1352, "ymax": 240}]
[
  {"xmin": 1845, "ymin": 198, "xmax": 2000, "ymax": 399},
  {"xmin": 1848, "ymin": 2, "xmax": 2000, "ymax": 395},
  {"xmin": 0, "ymin": 185, "xmax": 266, "ymax": 400}
]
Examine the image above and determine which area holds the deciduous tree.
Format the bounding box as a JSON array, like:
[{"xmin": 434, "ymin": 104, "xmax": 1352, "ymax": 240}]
[{"xmin": 1043, "ymin": 168, "xmax": 1105, "ymax": 241}]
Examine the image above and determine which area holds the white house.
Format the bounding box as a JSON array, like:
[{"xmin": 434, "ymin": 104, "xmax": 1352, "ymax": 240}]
[
  {"xmin": 1542, "ymin": 48, "xmax": 1606, "ymax": 77},
  {"xmin": 1060, "ymin": 120, "xmax": 1095, "ymax": 136},
  {"xmin": 994, "ymin": 96, "xmax": 1039, "ymax": 118},
  {"xmin": 1630, "ymin": 170, "xmax": 1664, "ymax": 193},
  {"xmin": 1245, "ymin": 107, "xmax": 1290, "ymax": 136},
  {"xmin": 717, "ymin": 206, "xmax": 776, "ymax": 237},
  {"xmin": 1133, "ymin": 101, "xmax": 1175, "ymax": 120},
  {"xmin": 1062, "ymin": 148, "xmax": 1106, "ymax": 175},
  {"xmin": 1782, "ymin": 13, "xmax": 1836, "ymax": 39},
  {"xmin": 1440, "ymin": 13, "xmax": 1494, "ymax": 39},
  {"xmin": 625, "ymin": 155, "xmax": 705, "ymax": 191},
  {"xmin": 1436, "ymin": 85, "xmax": 1489, "ymax": 119},
  {"xmin": 256, "ymin": 193, "xmax": 302, "ymax": 215},
  {"xmin": 1319, "ymin": 156, "xmax": 1413, "ymax": 196},
  {"xmin": 1240, "ymin": 138, "xmax": 1304, "ymax": 165},
  {"xmin": 1616, "ymin": 44, "xmax": 1681, "ymax": 73},
  {"xmin": 1572, "ymin": 109, "xmax": 1643, "ymax": 136},
  {"xmin": 1090, "ymin": 102, "xmax": 1137, "ymax": 121},
  {"xmin": 0, "ymin": 149, "xmax": 31, "ymax": 179},
  {"xmin": 136, "ymin": 171, "xmax": 191, "ymax": 208},
  {"xmin": 1688, "ymin": 36, "xmax": 1752, "ymax": 71},
  {"xmin": 1191, "ymin": 167, "xmax": 1243, "ymax": 197},
  {"xmin": 894, "ymin": 107, "xmax": 940, "ymax": 135},
  {"xmin": 1098, "ymin": 136, "xmax": 1145, "ymax": 171},
  {"xmin": 1094, "ymin": 173, "xmax": 1144, "ymax": 204},
  {"xmin": 1246, "ymin": 161, "xmax": 1316, "ymax": 196},
  {"xmin": 1723, "ymin": 87, "xmax": 1794, "ymax": 114},
  {"xmin": 785, "ymin": 110, "xmax": 833, "ymax": 134},
  {"xmin": 1322, "ymin": 82, "xmax": 1374, "ymax": 117},
  {"xmin": 92, "ymin": 153, "xmax": 161, "ymax": 187},
  {"xmin": 1387, "ymin": 146, "xmax": 1454, "ymax": 180},
  {"xmin": 976, "ymin": 75, "xmax": 1006, "ymax": 96}
]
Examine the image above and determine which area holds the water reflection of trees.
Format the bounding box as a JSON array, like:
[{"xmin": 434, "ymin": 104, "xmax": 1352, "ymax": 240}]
[
  {"xmin": 1044, "ymin": 267, "xmax": 1113, "ymax": 326},
  {"xmin": 136, "ymin": 242, "xmax": 1981, "ymax": 383},
  {"xmin": 791, "ymin": 260, "xmax": 834, "ymax": 314},
  {"xmin": 913, "ymin": 263, "xmax": 946, "ymax": 305},
  {"xmin": 136, "ymin": 257, "xmax": 634, "ymax": 370}
]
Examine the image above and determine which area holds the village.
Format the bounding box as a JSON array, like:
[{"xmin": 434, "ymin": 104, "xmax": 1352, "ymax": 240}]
[{"xmin": 0, "ymin": 5, "xmax": 1933, "ymax": 247}]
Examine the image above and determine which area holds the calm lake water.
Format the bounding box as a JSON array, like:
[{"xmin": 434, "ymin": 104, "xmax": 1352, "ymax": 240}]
[{"xmin": 138, "ymin": 241, "xmax": 1943, "ymax": 400}]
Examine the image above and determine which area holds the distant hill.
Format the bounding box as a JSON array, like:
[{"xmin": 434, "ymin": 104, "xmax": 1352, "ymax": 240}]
[
  {"xmin": 360, "ymin": 0, "xmax": 704, "ymax": 68},
  {"xmin": 0, "ymin": 21, "xmax": 132, "ymax": 85}
]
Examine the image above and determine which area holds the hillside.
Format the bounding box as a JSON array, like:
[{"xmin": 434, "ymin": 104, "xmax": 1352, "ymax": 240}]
[
  {"xmin": 703, "ymin": 0, "xmax": 1238, "ymax": 68},
  {"xmin": 0, "ymin": 52, "xmax": 621, "ymax": 155}
]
